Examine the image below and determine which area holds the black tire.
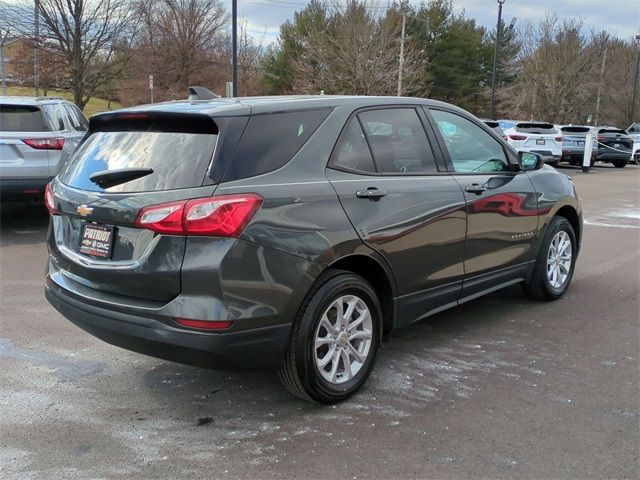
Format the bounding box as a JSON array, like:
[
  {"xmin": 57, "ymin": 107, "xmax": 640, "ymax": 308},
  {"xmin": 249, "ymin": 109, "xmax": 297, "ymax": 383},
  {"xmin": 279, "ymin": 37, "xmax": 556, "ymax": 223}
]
[
  {"xmin": 613, "ymin": 160, "xmax": 628, "ymax": 168},
  {"xmin": 279, "ymin": 270, "xmax": 382, "ymax": 404},
  {"xmin": 523, "ymin": 216, "xmax": 577, "ymax": 301},
  {"xmin": 547, "ymin": 160, "xmax": 559, "ymax": 168}
]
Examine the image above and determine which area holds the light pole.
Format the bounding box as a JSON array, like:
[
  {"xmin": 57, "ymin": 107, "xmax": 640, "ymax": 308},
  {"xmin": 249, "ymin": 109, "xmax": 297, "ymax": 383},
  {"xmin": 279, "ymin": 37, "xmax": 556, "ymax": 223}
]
[
  {"xmin": 489, "ymin": 0, "xmax": 505, "ymax": 119},
  {"xmin": 231, "ymin": 0, "xmax": 238, "ymax": 97},
  {"xmin": 397, "ymin": 12, "xmax": 406, "ymax": 96},
  {"xmin": 1, "ymin": 30, "xmax": 9, "ymax": 96},
  {"xmin": 630, "ymin": 34, "xmax": 640, "ymax": 124},
  {"xmin": 34, "ymin": 0, "xmax": 40, "ymax": 96}
]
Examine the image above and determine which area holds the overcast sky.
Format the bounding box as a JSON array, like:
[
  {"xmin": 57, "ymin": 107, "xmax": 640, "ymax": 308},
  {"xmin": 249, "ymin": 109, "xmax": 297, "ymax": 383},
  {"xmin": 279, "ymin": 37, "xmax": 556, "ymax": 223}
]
[{"xmin": 241, "ymin": 0, "xmax": 640, "ymax": 45}]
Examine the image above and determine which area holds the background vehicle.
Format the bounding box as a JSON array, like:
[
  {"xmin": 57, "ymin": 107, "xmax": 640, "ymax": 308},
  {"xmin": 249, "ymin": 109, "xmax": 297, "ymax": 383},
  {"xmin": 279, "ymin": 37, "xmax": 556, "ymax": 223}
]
[
  {"xmin": 481, "ymin": 119, "xmax": 508, "ymax": 141},
  {"xmin": 44, "ymin": 95, "xmax": 582, "ymax": 404},
  {"xmin": 503, "ymin": 121, "xmax": 563, "ymax": 167},
  {"xmin": 558, "ymin": 125, "xmax": 597, "ymax": 166},
  {"xmin": 0, "ymin": 96, "xmax": 88, "ymax": 199},
  {"xmin": 594, "ymin": 127, "xmax": 633, "ymax": 168}
]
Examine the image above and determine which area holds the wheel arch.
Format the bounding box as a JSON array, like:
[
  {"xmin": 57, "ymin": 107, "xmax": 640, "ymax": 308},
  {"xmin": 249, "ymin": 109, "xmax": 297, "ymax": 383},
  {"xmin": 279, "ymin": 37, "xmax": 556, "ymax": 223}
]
[
  {"xmin": 326, "ymin": 254, "xmax": 397, "ymax": 337},
  {"xmin": 553, "ymin": 203, "xmax": 582, "ymax": 250}
]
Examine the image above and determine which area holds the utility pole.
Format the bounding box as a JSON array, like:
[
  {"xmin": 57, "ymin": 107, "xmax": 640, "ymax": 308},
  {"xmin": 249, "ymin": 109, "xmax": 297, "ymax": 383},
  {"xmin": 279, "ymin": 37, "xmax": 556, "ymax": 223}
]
[
  {"xmin": 489, "ymin": 0, "xmax": 505, "ymax": 119},
  {"xmin": 594, "ymin": 44, "xmax": 608, "ymax": 127},
  {"xmin": 397, "ymin": 12, "xmax": 406, "ymax": 97},
  {"xmin": 630, "ymin": 34, "xmax": 640, "ymax": 124},
  {"xmin": 231, "ymin": 0, "xmax": 238, "ymax": 97},
  {"xmin": 34, "ymin": 0, "xmax": 40, "ymax": 97},
  {"xmin": 1, "ymin": 30, "xmax": 9, "ymax": 96}
]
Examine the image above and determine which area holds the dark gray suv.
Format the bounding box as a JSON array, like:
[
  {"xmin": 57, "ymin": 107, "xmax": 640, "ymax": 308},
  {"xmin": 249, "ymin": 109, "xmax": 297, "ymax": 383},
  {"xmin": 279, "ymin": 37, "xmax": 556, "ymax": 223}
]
[{"xmin": 44, "ymin": 96, "xmax": 582, "ymax": 403}]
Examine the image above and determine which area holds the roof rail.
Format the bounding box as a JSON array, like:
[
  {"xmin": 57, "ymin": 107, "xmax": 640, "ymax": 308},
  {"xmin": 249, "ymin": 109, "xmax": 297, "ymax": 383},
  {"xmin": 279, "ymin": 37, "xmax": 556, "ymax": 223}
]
[
  {"xmin": 34, "ymin": 96, "xmax": 64, "ymax": 101},
  {"xmin": 187, "ymin": 86, "xmax": 219, "ymax": 101}
]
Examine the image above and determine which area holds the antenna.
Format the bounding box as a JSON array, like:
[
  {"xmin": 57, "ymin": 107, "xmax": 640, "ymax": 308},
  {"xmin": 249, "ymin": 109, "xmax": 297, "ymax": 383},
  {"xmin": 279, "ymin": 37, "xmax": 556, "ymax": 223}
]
[{"xmin": 187, "ymin": 86, "xmax": 219, "ymax": 101}]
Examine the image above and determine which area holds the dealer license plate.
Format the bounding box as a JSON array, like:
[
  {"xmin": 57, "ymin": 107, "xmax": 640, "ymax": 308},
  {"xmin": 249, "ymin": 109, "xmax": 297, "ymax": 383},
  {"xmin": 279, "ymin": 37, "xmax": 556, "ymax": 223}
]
[{"xmin": 79, "ymin": 223, "xmax": 115, "ymax": 259}]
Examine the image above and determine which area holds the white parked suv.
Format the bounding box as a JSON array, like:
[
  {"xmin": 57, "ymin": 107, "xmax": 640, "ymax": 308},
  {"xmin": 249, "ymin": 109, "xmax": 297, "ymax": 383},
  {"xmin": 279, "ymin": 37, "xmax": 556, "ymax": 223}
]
[
  {"xmin": 502, "ymin": 121, "xmax": 563, "ymax": 167},
  {"xmin": 0, "ymin": 96, "xmax": 88, "ymax": 199}
]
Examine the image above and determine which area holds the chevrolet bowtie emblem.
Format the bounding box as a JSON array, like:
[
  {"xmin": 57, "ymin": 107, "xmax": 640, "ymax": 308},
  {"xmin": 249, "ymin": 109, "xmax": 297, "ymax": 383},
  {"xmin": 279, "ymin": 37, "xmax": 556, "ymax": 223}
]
[{"xmin": 76, "ymin": 205, "xmax": 94, "ymax": 216}]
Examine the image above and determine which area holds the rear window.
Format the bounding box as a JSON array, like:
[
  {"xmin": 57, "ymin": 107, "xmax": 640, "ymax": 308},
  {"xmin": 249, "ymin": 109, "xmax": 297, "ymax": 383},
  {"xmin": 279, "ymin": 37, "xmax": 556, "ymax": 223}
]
[
  {"xmin": 0, "ymin": 105, "xmax": 50, "ymax": 132},
  {"xmin": 515, "ymin": 123, "xmax": 557, "ymax": 134},
  {"xmin": 222, "ymin": 108, "xmax": 331, "ymax": 182},
  {"xmin": 561, "ymin": 126, "xmax": 590, "ymax": 133},
  {"xmin": 598, "ymin": 128, "xmax": 626, "ymax": 135},
  {"xmin": 58, "ymin": 131, "xmax": 217, "ymax": 193}
]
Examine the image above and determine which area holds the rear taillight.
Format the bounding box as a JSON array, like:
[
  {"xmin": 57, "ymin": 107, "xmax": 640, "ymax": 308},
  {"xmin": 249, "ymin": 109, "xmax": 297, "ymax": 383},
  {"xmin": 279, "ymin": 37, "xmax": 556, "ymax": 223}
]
[
  {"xmin": 175, "ymin": 318, "xmax": 233, "ymax": 330},
  {"xmin": 22, "ymin": 138, "xmax": 65, "ymax": 150},
  {"xmin": 508, "ymin": 134, "xmax": 527, "ymax": 141},
  {"xmin": 134, "ymin": 200, "xmax": 185, "ymax": 234},
  {"xmin": 555, "ymin": 136, "xmax": 563, "ymax": 142},
  {"xmin": 44, "ymin": 182, "xmax": 57, "ymax": 215},
  {"xmin": 134, "ymin": 194, "xmax": 263, "ymax": 237}
]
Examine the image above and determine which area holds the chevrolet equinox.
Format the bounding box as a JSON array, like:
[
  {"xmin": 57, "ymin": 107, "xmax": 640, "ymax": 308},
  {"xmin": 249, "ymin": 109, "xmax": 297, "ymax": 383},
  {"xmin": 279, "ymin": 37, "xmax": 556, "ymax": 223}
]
[{"xmin": 45, "ymin": 95, "xmax": 582, "ymax": 403}]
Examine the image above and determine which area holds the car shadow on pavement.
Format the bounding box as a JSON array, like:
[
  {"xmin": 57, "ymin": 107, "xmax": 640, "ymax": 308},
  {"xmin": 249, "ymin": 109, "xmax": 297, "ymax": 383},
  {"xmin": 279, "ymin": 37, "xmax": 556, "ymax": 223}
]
[
  {"xmin": 0, "ymin": 200, "xmax": 49, "ymax": 247},
  {"xmin": 131, "ymin": 283, "xmax": 533, "ymax": 420}
]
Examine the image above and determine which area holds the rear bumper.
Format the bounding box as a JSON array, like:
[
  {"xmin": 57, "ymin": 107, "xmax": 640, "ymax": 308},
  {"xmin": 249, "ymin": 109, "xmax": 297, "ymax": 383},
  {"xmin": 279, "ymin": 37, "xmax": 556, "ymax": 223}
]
[
  {"xmin": 0, "ymin": 177, "xmax": 52, "ymax": 198},
  {"xmin": 596, "ymin": 151, "xmax": 632, "ymax": 162},
  {"xmin": 561, "ymin": 148, "xmax": 594, "ymax": 161},
  {"xmin": 45, "ymin": 278, "xmax": 292, "ymax": 370}
]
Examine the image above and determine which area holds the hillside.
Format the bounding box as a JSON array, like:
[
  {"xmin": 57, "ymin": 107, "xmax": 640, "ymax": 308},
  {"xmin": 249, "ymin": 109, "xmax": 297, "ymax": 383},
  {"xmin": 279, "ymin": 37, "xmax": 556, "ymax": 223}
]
[{"xmin": 4, "ymin": 86, "xmax": 121, "ymax": 117}]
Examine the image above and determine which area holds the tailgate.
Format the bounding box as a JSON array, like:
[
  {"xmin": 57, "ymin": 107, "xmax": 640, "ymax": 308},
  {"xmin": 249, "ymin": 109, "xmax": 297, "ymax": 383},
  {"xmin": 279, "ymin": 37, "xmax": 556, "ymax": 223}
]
[
  {"xmin": 47, "ymin": 111, "xmax": 225, "ymax": 303},
  {"xmin": 0, "ymin": 132, "xmax": 52, "ymax": 179}
]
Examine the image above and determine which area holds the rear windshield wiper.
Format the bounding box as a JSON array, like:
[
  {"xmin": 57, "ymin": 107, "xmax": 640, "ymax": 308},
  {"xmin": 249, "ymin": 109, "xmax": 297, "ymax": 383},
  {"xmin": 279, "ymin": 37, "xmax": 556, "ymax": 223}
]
[{"xmin": 89, "ymin": 168, "xmax": 154, "ymax": 189}]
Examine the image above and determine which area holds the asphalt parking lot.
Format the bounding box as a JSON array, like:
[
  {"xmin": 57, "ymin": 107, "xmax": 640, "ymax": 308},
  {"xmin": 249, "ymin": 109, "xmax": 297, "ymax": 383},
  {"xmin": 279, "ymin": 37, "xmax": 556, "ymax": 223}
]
[{"xmin": 1, "ymin": 164, "xmax": 638, "ymax": 479}]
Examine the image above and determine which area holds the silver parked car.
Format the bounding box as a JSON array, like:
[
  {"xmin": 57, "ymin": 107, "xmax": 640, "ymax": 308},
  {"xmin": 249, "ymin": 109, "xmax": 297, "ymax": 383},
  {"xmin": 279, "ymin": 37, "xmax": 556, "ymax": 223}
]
[
  {"xmin": 0, "ymin": 96, "xmax": 88, "ymax": 198},
  {"xmin": 558, "ymin": 125, "xmax": 597, "ymax": 166}
]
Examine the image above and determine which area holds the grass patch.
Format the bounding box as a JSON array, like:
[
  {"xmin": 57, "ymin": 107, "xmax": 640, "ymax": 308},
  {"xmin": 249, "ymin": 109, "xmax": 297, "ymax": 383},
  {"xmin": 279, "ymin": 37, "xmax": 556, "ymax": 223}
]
[{"xmin": 5, "ymin": 86, "xmax": 121, "ymax": 116}]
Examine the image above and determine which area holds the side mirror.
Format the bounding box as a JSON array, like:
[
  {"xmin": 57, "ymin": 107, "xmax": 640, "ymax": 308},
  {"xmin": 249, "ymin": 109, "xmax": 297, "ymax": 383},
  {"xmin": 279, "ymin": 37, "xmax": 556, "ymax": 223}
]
[{"xmin": 518, "ymin": 151, "xmax": 543, "ymax": 171}]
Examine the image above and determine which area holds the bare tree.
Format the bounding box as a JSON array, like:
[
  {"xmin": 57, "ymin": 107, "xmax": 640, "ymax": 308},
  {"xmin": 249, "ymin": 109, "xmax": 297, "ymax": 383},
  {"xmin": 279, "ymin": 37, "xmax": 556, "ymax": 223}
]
[
  {"xmin": 135, "ymin": 0, "xmax": 226, "ymax": 98},
  {"xmin": 504, "ymin": 15, "xmax": 597, "ymax": 123},
  {"xmin": 121, "ymin": 1, "xmax": 267, "ymax": 104},
  {"xmin": 5, "ymin": 0, "xmax": 136, "ymax": 109},
  {"xmin": 8, "ymin": 38, "xmax": 69, "ymax": 95},
  {"xmin": 290, "ymin": 1, "xmax": 425, "ymax": 95}
]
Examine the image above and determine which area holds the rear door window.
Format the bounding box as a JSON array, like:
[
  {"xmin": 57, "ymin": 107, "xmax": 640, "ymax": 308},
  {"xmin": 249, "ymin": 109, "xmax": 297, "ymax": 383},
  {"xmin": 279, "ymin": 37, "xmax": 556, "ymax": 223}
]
[
  {"xmin": 58, "ymin": 130, "xmax": 217, "ymax": 193},
  {"xmin": 64, "ymin": 104, "xmax": 89, "ymax": 131},
  {"xmin": 222, "ymin": 108, "xmax": 331, "ymax": 182},
  {"xmin": 0, "ymin": 105, "xmax": 50, "ymax": 132},
  {"xmin": 42, "ymin": 104, "xmax": 66, "ymax": 131},
  {"xmin": 358, "ymin": 108, "xmax": 437, "ymax": 174},
  {"xmin": 330, "ymin": 118, "xmax": 376, "ymax": 173}
]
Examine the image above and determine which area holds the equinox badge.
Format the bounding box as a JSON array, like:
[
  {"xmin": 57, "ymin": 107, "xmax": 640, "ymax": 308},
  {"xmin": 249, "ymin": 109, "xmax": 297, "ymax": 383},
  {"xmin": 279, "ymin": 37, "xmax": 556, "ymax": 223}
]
[{"xmin": 76, "ymin": 205, "xmax": 94, "ymax": 217}]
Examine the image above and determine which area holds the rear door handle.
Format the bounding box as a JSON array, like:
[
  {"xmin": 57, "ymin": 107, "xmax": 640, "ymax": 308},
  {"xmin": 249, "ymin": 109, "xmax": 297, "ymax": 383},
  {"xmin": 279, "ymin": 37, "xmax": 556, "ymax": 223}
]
[
  {"xmin": 465, "ymin": 184, "xmax": 486, "ymax": 195},
  {"xmin": 356, "ymin": 188, "xmax": 387, "ymax": 201}
]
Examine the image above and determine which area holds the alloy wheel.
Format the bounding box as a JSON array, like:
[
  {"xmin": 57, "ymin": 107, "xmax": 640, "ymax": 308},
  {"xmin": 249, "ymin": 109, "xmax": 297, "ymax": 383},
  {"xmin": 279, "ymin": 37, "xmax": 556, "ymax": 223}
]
[
  {"xmin": 313, "ymin": 295, "xmax": 373, "ymax": 385},
  {"xmin": 546, "ymin": 231, "xmax": 572, "ymax": 289}
]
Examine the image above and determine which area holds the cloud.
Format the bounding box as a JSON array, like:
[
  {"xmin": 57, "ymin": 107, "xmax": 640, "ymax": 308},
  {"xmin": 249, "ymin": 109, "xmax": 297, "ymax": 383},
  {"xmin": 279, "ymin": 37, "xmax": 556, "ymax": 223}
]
[{"xmin": 238, "ymin": 0, "xmax": 640, "ymax": 46}]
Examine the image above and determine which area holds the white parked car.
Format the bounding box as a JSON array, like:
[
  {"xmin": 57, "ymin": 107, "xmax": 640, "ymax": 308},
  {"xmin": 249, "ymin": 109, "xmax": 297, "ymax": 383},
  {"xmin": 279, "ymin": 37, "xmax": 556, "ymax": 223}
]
[{"xmin": 503, "ymin": 121, "xmax": 563, "ymax": 167}]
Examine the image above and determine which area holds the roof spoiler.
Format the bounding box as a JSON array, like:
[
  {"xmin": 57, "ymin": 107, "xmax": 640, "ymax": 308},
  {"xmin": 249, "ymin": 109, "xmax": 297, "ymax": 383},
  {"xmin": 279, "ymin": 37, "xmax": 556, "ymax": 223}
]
[{"xmin": 187, "ymin": 86, "xmax": 219, "ymax": 101}]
